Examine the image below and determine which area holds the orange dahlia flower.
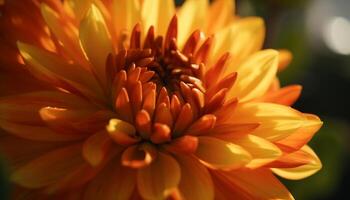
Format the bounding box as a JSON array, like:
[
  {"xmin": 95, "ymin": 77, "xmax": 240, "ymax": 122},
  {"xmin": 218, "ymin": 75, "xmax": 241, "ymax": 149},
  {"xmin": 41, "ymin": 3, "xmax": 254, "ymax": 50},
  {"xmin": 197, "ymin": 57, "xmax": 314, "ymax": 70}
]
[{"xmin": 0, "ymin": 0, "xmax": 322, "ymax": 199}]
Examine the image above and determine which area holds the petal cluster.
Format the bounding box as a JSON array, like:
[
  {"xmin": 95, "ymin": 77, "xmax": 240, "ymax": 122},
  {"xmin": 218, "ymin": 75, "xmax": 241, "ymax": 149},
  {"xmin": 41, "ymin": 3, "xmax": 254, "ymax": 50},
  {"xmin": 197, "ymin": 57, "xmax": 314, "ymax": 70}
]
[{"xmin": 0, "ymin": 0, "xmax": 322, "ymax": 199}]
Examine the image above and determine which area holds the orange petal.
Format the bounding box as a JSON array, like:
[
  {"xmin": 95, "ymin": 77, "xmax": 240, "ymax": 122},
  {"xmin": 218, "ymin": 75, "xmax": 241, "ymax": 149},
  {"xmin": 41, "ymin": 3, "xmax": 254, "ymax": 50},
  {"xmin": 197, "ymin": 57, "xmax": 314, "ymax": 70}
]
[
  {"xmin": 259, "ymin": 85, "xmax": 302, "ymax": 106},
  {"xmin": 177, "ymin": 155, "xmax": 214, "ymax": 200},
  {"xmin": 80, "ymin": 4, "xmax": 113, "ymax": 89},
  {"xmin": 173, "ymin": 103, "xmax": 193, "ymax": 136},
  {"xmin": 106, "ymin": 118, "xmax": 139, "ymax": 146},
  {"xmin": 163, "ymin": 135, "xmax": 198, "ymax": 154},
  {"xmin": 112, "ymin": 0, "xmax": 141, "ymax": 34},
  {"xmin": 121, "ymin": 144, "xmax": 157, "ymax": 169},
  {"xmin": 208, "ymin": 123, "xmax": 259, "ymax": 136},
  {"xmin": 84, "ymin": 158, "xmax": 136, "ymax": 200},
  {"xmin": 214, "ymin": 169, "xmax": 294, "ymax": 200},
  {"xmin": 227, "ymin": 102, "xmax": 307, "ymax": 142},
  {"xmin": 0, "ymin": 135, "xmax": 63, "ymax": 171},
  {"xmin": 137, "ymin": 152, "xmax": 181, "ymax": 200},
  {"xmin": 276, "ymin": 114, "xmax": 323, "ymax": 150},
  {"xmin": 39, "ymin": 106, "xmax": 103, "ymax": 133},
  {"xmin": 0, "ymin": 120, "xmax": 84, "ymax": 141},
  {"xmin": 115, "ymin": 88, "xmax": 133, "ymax": 123},
  {"xmin": 11, "ymin": 144, "xmax": 85, "ymax": 188},
  {"xmin": 82, "ymin": 131, "xmax": 115, "ymax": 166},
  {"xmin": 150, "ymin": 123, "xmax": 171, "ymax": 144},
  {"xmin": 195, "ymin": 136, "xmax": 252, "ymax": 170},
  {"xmin": 155, "ymin": 102, "xmax": 173, "ymax": 128},
  {"xmin": 17, "ymin": 42, "xmax": 103, "ymax": 102},
  {"xmin": 141, "ymin": 0, "xmax": 175, "ymax": 36},
  {"xmin": 226, "ymin": 134, "xmax": 282, "ymax": 169},
  {"xmin": 40, "ymin": 3, "xmax": 87, "ymax": 67},
  {"xmin": 135, "ymin": 110, "xmax": 152, "ymax": 139},
  {"xmin": 206, "ymin": 0, "xmax": 235, "ymax": 34},
  {"xmin": 271, "ymin": 145, "xmax": 322, "ymax": 180},
  {"xmin": 186, "ymin": 114, "xmax": 216, "ymax": 136}
]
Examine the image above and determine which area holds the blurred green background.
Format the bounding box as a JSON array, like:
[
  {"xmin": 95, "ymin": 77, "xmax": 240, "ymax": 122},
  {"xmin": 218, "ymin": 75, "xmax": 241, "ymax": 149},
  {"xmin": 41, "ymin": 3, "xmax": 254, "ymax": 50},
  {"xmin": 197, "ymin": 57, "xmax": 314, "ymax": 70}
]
[
  {"xmin": 1, "ymin": 0, "xmax": 349, "ymax": 199},
  {"xmin": 237, "ymin": 0, "xmax": 350, "ymax": 199}
]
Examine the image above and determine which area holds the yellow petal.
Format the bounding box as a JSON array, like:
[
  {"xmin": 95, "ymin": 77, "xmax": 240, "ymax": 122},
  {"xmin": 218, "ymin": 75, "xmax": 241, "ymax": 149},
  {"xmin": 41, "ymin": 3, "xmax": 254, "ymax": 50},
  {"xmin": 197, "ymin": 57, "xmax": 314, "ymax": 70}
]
[
  {"xmin": 215, "ymin": 169, "xmax": 294, "ymax": 200},
  {"xmin": 272, "ymin": 145, "xmax": 322, "ymax": 180},
  {"xmin": 206, "ymin": 0, "xmax": 235, "ymax": 34},
  {"xmin": 227, "ymin": 49, "xmax": 279, "ymax": 102},
  {"xmin": 177, "ymin": 155, "xmax": 214, "ymax": 200},
  {"xmin": 84, "ymin": 159, "xmax": 136, "ymax": 200},
  {"xmin": 211, "ymin": 17, "xmax": 265, "ymax": 66},
  {"xmin": 65, "ymin": 0, "xmax": 93, "ymax": 21},
  {"xmin": 106, "ymin": 118, "xmax": 139, "ymax": 145},
  {"xmin": 195, "ymin": 136, "xmax": 252, "ymax": 170},
  {"xmin": 228, "ymin": 102, "xmax": 305, "ymax": 142},
  {"xmin": 40, "ymin": 3, "xmax": 86, "ymax": 66},
  {"xmin": 137, "ymin": 152, "xmax": 181, "ymax": 199},
  {"xmin": 80, "ymin": 4, "xmax": 113, "ymax": 88},
  {"xmin": 17, "ymin": 42, "xmax": 104, "ymax": 102},
  {"xmin": 276, "ymin": 114, "xmax": 323, "ymax": 150},
  {"xmin": 177, "ymin": 0, "xmax": 208, "ymax": 46},
  {"xmin": 112, "ymin": 0, "xmax": 141, "ymax": 34},
  {"xmin": 142, "ymin": 0, "xmax": 175, "ymax": 36},
  {"xmin": 218, "ymin": 134, "xmax": 282, "ymax": 169},
  {"xmin": 11, "ymin": 144, "xmax": 85, "ymax": 188}
]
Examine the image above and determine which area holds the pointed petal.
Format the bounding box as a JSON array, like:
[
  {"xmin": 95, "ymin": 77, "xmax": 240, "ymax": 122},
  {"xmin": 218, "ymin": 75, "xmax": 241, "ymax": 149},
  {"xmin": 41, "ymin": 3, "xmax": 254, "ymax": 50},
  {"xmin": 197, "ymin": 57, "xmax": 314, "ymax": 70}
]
[
  {"xmin": 225, "ymin": 134, "xmax": 282, "ymax": 169},
  {"xmin": 80, "ymin": 4, "xmax": 113, "ymax": 88},
  {"xmin": 212, "ymin": 17, "xmax": 265, "ymax": 65},
  {"xmin": 163, "ymin": 135, "xmax": 198, "ymax": 154},
  {"xmin": 258, "ymin": 85, "xmax": 302, "ymax": 106},
  {"xmin": 40, "ymin": 3, "xmax": 86, "ymax": 65},
  {"xmin": 17, "ymin": 42, "xmax": 103, "ymax": 101},
  {"xmin": 0, "ymin": 120, "xmax": 84, "ymax": 141},
  {"xmin": 112, "ymin": 0, "xmax": 140, "ymax": 34},
  {"xmin": 0, "ymin": 91, "xmax": 95, "ymax": 124},
  {"xmin": 228, "ymin": 102, "xmax": 306, "ymax": 142},
  {"xmin": 141, "ymin": 0, "xmax": 175, "ymax": 36},
  {"xmin": 82, "ymin": 131, "xmax": 114, "ymax": 166},
  {"xmin": 137, "ymin": 152, "xmax": 181, "ymax": 200},
  {"xmin": 65, "ymin": 0, "xmax": 93, "ymax": 21},
  {"xmin": 195, "ymin": 136, "xmax": 252, "ymax": 170},
  {"xmin": 227, "ymin": 50, "xmax": 279, "ymax": 102},
  {"xmin": 11, "ymin": 144, "xmax": 85, "ymax": 188},
  {"xmin": 84, "ymin": 159, "xmax": 136, "ymax": 200},
  {"xmin": 276, "ymin": 114, "xmax": 323, "ymax": 150},
  {"xmin": 272, "ymin": 145, "xmax": 322, "ymax": 180},
  {"xmin": 278, "ymin": 49, "xmax": 293, "ymax": 71},
  {"xmin": 206, "ymin": 0, "xmax": 235, "ymax": 34},
  {"xmin": 214, "ymin": 169, "xmax": 294, "ymax": 200},
  {"xmin": 176, "ymin": 155, "xmax": 214, "ymax": 200},
  {"xmin": 106, "ymin": 119, "xmax": 139, "ymax": 146},
  {"xmin": 177, "ymin": 0, "xmax": 208, "ymax": 46}
]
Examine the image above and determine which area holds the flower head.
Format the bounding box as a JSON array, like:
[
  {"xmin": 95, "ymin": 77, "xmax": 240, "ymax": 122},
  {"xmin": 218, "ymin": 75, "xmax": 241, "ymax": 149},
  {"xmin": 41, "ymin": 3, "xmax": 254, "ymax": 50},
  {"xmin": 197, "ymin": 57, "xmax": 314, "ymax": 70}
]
[{"xmin": 0, "ymin": 0, "xmax": 322, "ymax": 199}]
